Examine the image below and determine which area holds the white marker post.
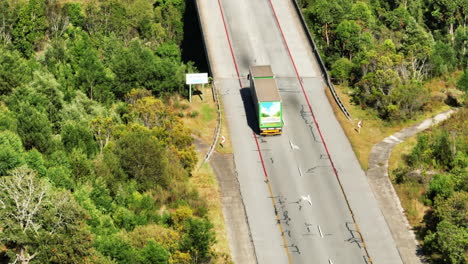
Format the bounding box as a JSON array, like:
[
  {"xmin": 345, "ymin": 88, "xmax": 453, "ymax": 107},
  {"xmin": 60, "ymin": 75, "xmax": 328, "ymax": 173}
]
[
  {"xmin": 186, "ymin": 73, "xmax": 209, "ymax": 102},
  {"xmin": 220, "ymin": 135, "xmax": 226, "ymax": 148},
  {"xmin": 357, "ymin": 120, "xmax": 362, "ymax": 133}
]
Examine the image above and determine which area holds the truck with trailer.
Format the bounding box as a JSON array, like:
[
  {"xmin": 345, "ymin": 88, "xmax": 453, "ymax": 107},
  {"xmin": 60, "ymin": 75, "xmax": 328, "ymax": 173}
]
[{"xmin": 248, "ymin": 65, "xmax": 283, "ymax": 136}]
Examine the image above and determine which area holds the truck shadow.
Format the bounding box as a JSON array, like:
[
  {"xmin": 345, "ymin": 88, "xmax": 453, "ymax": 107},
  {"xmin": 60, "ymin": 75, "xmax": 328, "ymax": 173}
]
[{"xmin": 239, "ymin": 87, "xmax": 261, "ymax": 135}]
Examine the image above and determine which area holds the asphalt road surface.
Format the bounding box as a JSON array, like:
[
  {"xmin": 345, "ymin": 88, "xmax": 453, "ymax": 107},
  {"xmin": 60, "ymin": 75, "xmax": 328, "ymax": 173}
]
[{"xmin": 196, "ymin": 0, "xmax": 404, "ymax": 263}]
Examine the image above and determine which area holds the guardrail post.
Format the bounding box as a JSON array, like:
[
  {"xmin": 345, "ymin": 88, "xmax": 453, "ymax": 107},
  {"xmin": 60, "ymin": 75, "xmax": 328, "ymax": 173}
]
[{"xmin": 290, "ymin": 0, "xmax": 352, "ymax": 120}]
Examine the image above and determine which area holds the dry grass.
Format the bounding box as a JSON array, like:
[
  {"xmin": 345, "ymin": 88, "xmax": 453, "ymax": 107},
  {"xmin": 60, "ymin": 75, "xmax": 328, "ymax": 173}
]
[
  {"xmin": 326, "ymin": 85, "xmax": 450, "ymax": 170},
  {"xmin": 327, "ymin": 77, "xmax": 456, "ymax": 228},
  {"xmin": 214, "ymin": 95, "xmax": 233, "ymax": 154},
  {"xmin": 179, "ymin": 86, "xmax": 233, "ymax": 154},
  {"xmin": 190, "ymin": 162, "xmax": 232, "ymax": 263},
  {"xmin": 179, "ymin": 86, "xmax": 233, "ymax": 262},
  {"xmin": 389, "ymin": 136, "xmax": 430, "ymax": 227},
  {"xmin": 179, "ymin": 86, "xmax": 218, "ymax": 143},
  {"xmin": 394, "ymin": 183, "xmax": 429, "ymax": 227}
]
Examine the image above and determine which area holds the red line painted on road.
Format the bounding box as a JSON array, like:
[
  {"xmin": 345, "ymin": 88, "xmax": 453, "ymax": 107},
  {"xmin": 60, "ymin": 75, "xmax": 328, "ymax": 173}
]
[
  {"xmin": 267, "ymin": 0, "xmax": 373, "ymax": 263},
  {"xmin": 216, "ymin": 0, "xmax": 242, "ymax": 87},
  {"xmin": 215, "ymin": 0, "xmax": 293, "ymax": 262}
]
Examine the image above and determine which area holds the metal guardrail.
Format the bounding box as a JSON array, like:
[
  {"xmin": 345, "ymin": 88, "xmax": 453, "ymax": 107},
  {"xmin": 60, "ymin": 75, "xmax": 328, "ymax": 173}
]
[
  {"xmin": 198, "ymin": 81, "xmax": 222, "ymax": 169},
  {"xmin": 290, "ymin": 0, "xmax": 352, "ymax": 120}
]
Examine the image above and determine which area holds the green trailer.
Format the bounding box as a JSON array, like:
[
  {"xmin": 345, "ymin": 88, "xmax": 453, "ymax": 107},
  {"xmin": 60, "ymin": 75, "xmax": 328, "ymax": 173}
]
[{"xmin": 248, "ymin": 65, "xmax": 283, "ymax": 136}]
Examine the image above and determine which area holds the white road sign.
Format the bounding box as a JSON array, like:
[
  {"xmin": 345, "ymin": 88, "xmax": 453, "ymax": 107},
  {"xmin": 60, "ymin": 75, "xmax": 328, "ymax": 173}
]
[{"xmin": 186, "ymin": 73, "xmax": 208, "ymax": 84}]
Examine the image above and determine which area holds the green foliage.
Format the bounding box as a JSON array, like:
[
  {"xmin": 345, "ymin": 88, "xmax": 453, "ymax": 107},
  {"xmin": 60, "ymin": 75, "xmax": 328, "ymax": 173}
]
[
  {"xmin": 139, "ymin": 240, "xmax": 170, "ymax": 264},
  {"xmin": 434, "ymin": 192, "xmax": 468, "ymax": 228},
  {"xmin": 15, "ymin": 103, "xmax": 53, "ymax": 153},
  {"xmin": 0, "ymin": 130, "xmax": 25, "ymax": 175},
  {"xmin": 69, "ymin": 148, "xmax": 94, "ymax": 182},
  {"xmin": 12, "ymin": 0, "xmax": 48, "ymax": 57},
  {"xmin": 430, "ymin": 41, "xmax": 457, "ymax": 76},
  {"xmin": 180, "ymin": 217, "xmax": 216, "ymax": 263},
  {"xmin": 0, "ymin": 166, "xmax": 95, "ymax": 264},
  {"xmin": 335, "ymin": 20, "xmax": 363, "ymax": 60},
  {"xmin": 424, "ymin": 220, "xmax": 468, "ymax": 264},
  {"xmin": 331, "ymin": 57, "xmax": 353, "ymax": 83},
  {"xmin": 110, "ymin": 40, "xmax": 185, "ymax": 98},
  {"xmin": 407, "ymin": 134, "xmax": 432, "ymax": 167},
  {"xmin": 0, "ymin": 105, "xmax": 17, "ymax": 132},
  {"xmin": 25, "ymin": 149, "xmax": 46, "ymax": 177},
  {"xmin": 303, "ymin": 0, "xmax": 465, "ymax": 121},
  {"xmin": 399, "ymin": 108, "xmax": 467, "ymax": 263},
  {"xmin": 64, "ymin": 2, "xmax": 85, "ymax": 28},
  {"xmin": 387, "ymin": 81, "xmax": 429, "ymax": 120},
  {"xmin": 47, "ymin": 165, "xmax": 75, "ymax": 190},
  {"xmin": 90, "ymin": 177, "xmax": 114, "ymax": 213},
  {"xmin": 95, "ymin": 234, "xmax": 139, "ymax": 264},
  {"xmin": 433, "ymin": 131, "xmax": 454, "ymax": 169},
  {"xmin": 0, "ymin": 0, "xmax": 215, "ymax": 262},
  {"xmin": 457, "ymin": 69, "xmax": 468, "ymax": 93},
  {"xmin": 61, "ymin": 121, "xmax": 98, "ymax": 157},
  {"xmin": 115, "ymin": 129, "xmax": 172, "ymax": 190},
  {"xmin": 0, "ymin": 47, "xmax": 31, "ymax": 95},
  {"xmin": 428, "ymin": 174, "xmax": 456, "ymax": 201}
]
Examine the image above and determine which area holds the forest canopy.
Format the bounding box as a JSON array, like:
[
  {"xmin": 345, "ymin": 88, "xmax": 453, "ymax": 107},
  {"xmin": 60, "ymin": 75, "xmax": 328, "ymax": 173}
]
[
  {"xmin": 0, "ymin": 0, "xmax": 216, "ymax": 263},
  {"xmin": 300, "ymin": 0, "xmax": 467, "ymax": 120}
]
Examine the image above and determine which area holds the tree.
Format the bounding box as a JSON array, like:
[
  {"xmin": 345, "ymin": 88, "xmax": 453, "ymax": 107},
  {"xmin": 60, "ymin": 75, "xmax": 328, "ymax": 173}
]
[
  {"xmin": 28, "ymin": 71, "xmax": 64, "ymax": 130},
  {"xmin": 434, "ymin": 192, "xmax": 468, "ymax": 227},
  {"xmin": 331, "ymin": 57, "xmax": 353, "ymax": 84},
  {"xmin": 115, "ymin": 128, "xmax": 171, "ymax": 190},
  {"xmin": 428, "ymin": 174, "xmax": 456, "ymax": 201},
  {"xmin": 94, "ymin": 234, "xmax": 139, "ymax": 264},
  {"xmin": 0, "ymin": 0, "xmax": 15, "ymax": 45},
  {"xmin": 25, "ymin": 149, "xmax": 47, "ymax": 177},
  {"xmin": 0, "ymin": 47, "xmax": 31, "ymax": 95},
  {"xmin": 305, "ymin": 0, "xmax": 345, "ymax": 47},
  {"xmin": 130, "ymin": 96, "xmax": 167, "ymax": 128},
  {"xmin": 139, "ymin": 240, "xmax": 169, "ymax": 264},
  {"xmin": 11, "ymin": 0, "xmax": 48, "ymax": 56},
  {"xmin": 457, "ymin": 69, "xmax": 468, "ymax": 93},
  {"xmin": 0, "ymin": 130, "xmax": 25, "ymax": 175},
  {"xmin": 6, "ymin": 70, "xmax": 64, "ymax": 132},
  {"xmin": 91, "ymin": 117, "xmax": 114, "ymax": 154},
  {"xmin": 15, "ymin": 103, "xmax": 53, "ymax": 153},
  {"xmin": 0, "ymin": 166, "xmax": 94, "ymax": 264},
  {"xmin": 0, "ymin": 104, "xmax": 17, "ymax": 132},
  {"xmin": 180, "ymin": 217, "xmax": 215, "ymax": 263},
  {"xmin": 387, "ymin": 81, "xmax": 429, "ymax": 120},
  {"xmin": 61, "ymin": 121, "xmax": 98, "ymax": 157},
  {"xmin": 335, "ymin": 20, "xmax": 363, "ymax": 60},
  {"xmin": 69, "ymin": 32, "xmax": 114, "ymax": 103},
  {"xmin": 64, "ymin": 2, "xmax": 85, "ymax": 28},
  {"xmin": 430, "ymin": 41, "xmax": 457, "ymax": 76},
  {"xmin": 454, "ymin": 27, "xmax": 467, "ymax": 66},
  {"xmin": 424, "ymin": 221, "xmax": 468, "ymax": 264},
  {"xmin": 402, "ymin": 19, "xmax": 434, "ymax": 81},
  {"xmin": 432, "ymin": 131, "xmax": 454, "ymax": 169},
  {"xmin": 110, "ymin": 40, "xmax": 185, "ymax": 97},
  {"xmin": 350, "ymin": 1, "xmax": 374, "ymax": 28}
]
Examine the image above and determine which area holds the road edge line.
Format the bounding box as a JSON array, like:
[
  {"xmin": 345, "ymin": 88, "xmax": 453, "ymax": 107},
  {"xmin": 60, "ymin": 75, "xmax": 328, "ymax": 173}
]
[
  {"xmin": 216, "ymin": 0, "xmax": 294, "ymax": 263},
  {"xmin": 267, "ymin": 0, "xmax": 373, "ymax": 263}
]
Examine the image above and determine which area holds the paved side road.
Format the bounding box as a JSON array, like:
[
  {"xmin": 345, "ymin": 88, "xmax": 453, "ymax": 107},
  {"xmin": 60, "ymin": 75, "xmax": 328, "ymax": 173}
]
[{"xmin": 367, "ymin": 109, "xmax": 455, "ymax": 264}]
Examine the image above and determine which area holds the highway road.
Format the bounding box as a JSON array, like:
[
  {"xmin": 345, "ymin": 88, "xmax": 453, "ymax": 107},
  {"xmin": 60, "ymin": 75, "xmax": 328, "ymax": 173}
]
[{"xmin": 196, "ymin": 0, "xmax": 404, "ymax": 263}]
